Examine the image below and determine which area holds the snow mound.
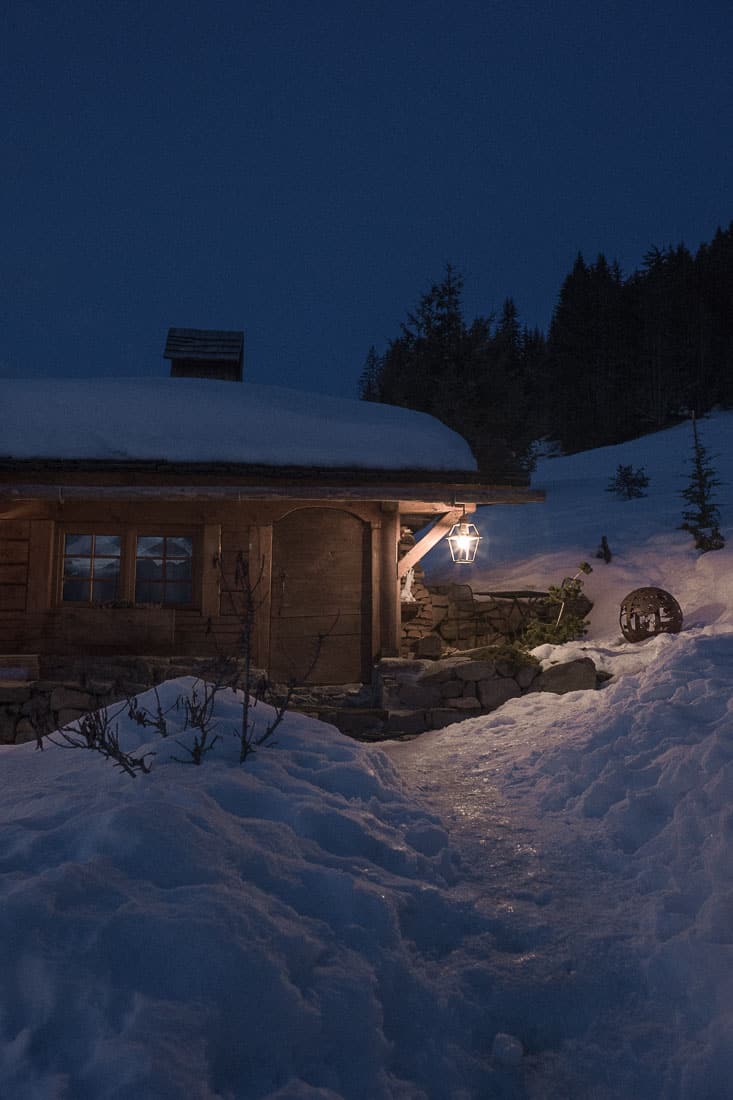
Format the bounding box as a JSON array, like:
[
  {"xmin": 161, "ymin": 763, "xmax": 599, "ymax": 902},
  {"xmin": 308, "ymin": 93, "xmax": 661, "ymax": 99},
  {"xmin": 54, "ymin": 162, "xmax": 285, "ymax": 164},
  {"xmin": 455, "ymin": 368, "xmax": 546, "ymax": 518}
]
[
  {"xmin": 0, "ymin": 680, "xmax": 502, "ymax": 1100},
  {"xmin": 528, "ymin": 631, "xmax": 733, "ymax": 1096}
]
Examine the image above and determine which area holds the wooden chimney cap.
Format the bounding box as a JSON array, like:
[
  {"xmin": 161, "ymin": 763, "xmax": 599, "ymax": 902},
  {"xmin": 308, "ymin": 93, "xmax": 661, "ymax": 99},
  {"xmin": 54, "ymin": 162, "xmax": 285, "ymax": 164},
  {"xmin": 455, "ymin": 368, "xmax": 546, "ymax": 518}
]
[
  {"xmin": 164, "ymin": 328, "xmax": 244, "ymax": 363},
  {"xmin": 164, "ymin": 327, "xmax": 244, "ymax": 382}
]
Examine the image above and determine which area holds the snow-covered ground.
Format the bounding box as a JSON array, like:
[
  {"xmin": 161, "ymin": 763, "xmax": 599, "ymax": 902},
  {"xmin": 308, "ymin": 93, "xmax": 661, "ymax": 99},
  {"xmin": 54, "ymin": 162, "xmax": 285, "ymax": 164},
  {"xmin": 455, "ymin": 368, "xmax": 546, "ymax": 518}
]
[{"xmin": 1, "ymin": 411, "xmax": 731, "ymax": 1098}]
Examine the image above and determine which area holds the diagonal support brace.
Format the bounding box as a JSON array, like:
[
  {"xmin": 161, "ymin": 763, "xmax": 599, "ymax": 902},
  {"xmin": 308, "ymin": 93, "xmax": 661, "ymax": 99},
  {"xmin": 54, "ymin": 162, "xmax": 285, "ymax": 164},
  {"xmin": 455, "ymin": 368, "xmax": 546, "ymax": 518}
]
[{"xmin": 397, "ymin": 507, "xmax": 474, "ymax": 578}]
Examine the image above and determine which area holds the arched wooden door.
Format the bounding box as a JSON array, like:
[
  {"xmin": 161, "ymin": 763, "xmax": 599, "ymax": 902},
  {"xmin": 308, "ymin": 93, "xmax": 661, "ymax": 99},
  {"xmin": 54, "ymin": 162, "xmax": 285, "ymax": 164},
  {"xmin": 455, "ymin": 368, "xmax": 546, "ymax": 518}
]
[{"xmin": 269, "ymin": 507, "xmax": 372, "ymax": 684}]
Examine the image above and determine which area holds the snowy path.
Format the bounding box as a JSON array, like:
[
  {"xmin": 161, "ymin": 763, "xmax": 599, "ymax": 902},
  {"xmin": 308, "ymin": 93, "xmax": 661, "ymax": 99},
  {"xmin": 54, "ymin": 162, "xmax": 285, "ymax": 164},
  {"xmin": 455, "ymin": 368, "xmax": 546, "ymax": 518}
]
[
  {"xmin": 384, "ymin": 685, "xmax": 638, "ymax": 941},
  {"xmin": 382, "ymin": 681, "xmax": 677, "ymax": 1098}
]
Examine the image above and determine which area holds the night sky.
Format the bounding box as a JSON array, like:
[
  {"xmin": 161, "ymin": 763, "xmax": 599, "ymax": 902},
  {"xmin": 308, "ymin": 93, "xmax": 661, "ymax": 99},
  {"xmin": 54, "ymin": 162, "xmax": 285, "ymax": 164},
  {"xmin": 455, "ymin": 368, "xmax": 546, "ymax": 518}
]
[{"xmin": 3, "ymin": 0, "xmax": 732, "ymax": 397}]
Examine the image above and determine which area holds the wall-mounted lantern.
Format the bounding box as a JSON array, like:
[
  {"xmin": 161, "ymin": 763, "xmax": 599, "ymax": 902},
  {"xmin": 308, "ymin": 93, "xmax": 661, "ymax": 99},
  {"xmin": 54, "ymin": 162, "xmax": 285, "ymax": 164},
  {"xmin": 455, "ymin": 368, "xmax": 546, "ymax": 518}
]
[{"xmin": 447, "ymin": 513, "xmax": 482, "ymax": 563}]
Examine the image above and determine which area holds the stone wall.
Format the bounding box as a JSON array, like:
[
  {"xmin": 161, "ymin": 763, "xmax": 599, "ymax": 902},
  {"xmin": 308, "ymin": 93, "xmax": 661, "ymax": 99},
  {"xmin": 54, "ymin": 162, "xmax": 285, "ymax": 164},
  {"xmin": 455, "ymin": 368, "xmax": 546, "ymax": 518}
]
[
  {"xmin": 399, "ymin": 526, "xmax": 578, "ymax": 659},
  {"xmin": 375, "ymin": 652, "xmax": 598, "ymax": 736},
  {"xmin": 402, "ymin": 582, "xmax": 561, "ymax": 658},
  {"xmin": 0, "ymin": 655, "xmax": 248, "ymax": 746},
  {"xmin": 0, "ymin": 648, "xmax": 601, "ymax": 746}
]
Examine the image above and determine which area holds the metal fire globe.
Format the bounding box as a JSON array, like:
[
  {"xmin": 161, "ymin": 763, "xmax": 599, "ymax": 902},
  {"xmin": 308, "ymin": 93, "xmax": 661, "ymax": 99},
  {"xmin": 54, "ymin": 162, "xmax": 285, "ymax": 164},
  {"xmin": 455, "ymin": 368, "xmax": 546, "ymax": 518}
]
[
  {"xmin": 447, "ymin": 520, "xmax": 481, "ymax": 564},
  {"xmin": 619, "ymin": 586, "xmax": 683, "ymax": 642}
]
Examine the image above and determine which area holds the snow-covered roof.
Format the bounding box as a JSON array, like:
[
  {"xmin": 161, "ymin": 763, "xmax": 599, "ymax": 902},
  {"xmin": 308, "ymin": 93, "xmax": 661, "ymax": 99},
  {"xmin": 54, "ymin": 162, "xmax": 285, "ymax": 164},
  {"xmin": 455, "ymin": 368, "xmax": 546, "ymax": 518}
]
[{"xmin": 0, "ymin": 378, "xmax": 477, "ymax": 472}]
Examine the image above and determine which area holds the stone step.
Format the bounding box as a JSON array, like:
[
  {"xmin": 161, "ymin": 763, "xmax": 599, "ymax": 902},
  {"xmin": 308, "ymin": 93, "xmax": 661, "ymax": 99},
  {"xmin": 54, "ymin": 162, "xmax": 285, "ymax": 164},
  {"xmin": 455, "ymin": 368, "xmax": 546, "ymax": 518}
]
[{"xmin": 296, "ymin": 706, "xmax": 388, "ymax": 740}]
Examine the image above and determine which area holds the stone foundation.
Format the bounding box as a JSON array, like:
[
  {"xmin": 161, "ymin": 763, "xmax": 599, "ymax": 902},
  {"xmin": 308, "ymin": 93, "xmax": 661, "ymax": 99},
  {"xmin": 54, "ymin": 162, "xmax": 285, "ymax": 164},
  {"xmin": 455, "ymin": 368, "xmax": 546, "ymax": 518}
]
[
  {"xmin": 0, "ymin": 655, "xmax": 250, "ymax": 746},
  {"xmin": 0, "ymin": 648, "xmax": 600, "ymax": 747}
]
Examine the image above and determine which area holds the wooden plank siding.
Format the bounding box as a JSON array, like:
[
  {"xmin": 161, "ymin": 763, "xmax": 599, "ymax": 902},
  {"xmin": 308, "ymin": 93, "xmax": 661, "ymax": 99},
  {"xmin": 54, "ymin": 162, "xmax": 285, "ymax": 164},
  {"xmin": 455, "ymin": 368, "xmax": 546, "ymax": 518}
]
[
  {"xmin": 0, "ymin": 499, "xmax": 399, "ymax": 680},
  {"xmin": 27, "ymin": 520, "xmax": 55, "ymax": 612},
  {"xmin": 44, "ymin": 607, "xmax": 176, "ymax": 654},
  {"xmin": 0, "ymin": 520, "xmax": 30, "ymax": 614}
]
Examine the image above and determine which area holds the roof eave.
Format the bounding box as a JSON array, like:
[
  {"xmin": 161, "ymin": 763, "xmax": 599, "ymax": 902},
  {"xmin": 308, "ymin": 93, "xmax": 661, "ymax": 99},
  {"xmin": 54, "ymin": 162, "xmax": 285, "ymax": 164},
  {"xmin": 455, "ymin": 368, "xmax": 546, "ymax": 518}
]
[{"xmin": 0, "ymin": 456, "xmax": 531, "ymax": 487}]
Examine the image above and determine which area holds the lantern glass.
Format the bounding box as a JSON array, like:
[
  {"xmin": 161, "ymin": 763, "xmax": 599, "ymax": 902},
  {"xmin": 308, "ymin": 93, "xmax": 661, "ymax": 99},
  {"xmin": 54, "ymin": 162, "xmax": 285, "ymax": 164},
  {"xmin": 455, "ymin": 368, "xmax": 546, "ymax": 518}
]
[{"xmin": 447, "ymin": 520, "xmax": 481, "ymax": 563}]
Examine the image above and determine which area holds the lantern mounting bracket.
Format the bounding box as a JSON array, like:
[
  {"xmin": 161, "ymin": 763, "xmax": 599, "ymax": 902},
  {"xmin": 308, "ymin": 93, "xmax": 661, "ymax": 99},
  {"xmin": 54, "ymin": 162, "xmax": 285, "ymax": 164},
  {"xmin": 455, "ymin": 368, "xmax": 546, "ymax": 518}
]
[{"xmin": 397, "ymin": 508, "xmax": 468, "ymax": 578}]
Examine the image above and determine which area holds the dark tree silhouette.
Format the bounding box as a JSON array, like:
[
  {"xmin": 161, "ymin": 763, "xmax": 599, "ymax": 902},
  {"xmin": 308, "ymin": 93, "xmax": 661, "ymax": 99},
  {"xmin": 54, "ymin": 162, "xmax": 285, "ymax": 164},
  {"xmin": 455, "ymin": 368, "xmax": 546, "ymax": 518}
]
[{"xmin": 358, "ymin": 221, "xmax": 733, "ymax": 463}]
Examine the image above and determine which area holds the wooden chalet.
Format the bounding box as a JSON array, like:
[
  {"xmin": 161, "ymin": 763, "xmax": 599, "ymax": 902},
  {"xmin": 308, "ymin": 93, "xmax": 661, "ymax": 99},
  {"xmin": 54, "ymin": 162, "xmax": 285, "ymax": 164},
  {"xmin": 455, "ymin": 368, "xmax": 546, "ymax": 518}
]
[{"xmin": 0, "ymin": 332, "xmax": 543, "ymax": 684}]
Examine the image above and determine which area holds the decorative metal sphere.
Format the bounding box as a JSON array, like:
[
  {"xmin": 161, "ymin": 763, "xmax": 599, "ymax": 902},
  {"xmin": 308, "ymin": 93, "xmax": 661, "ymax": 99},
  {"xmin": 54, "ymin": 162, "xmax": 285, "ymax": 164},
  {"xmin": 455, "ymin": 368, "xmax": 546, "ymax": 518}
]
[{"xmin": 619, "ymin": 587, "xmax": 683, "ymax": 642}]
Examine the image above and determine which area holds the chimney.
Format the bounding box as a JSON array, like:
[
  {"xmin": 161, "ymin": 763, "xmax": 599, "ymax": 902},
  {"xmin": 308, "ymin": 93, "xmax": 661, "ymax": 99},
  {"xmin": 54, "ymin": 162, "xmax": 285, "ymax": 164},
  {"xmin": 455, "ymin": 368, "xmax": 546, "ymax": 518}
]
[{"xmin": 164, "ymin": 327, "xmax": 244, "ymax": 382}]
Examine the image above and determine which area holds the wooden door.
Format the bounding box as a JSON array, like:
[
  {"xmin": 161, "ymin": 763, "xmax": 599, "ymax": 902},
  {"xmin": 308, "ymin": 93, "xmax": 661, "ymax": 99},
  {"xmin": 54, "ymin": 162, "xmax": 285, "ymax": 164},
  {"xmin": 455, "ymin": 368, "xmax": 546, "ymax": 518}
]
[{"xmin": 270, "ymin": 508, "xmax": 371, "ymax": 684}]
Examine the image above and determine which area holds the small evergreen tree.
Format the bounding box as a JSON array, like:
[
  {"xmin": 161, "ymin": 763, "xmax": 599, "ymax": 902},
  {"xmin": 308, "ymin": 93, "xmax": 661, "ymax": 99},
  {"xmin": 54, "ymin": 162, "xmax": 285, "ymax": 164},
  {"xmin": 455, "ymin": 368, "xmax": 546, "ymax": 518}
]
[
  {"xmin": 521, "ymin": 563, "xmax": 593, "ymax": 646},
  {"xmin": 680, "ymin": 416, "xmax": 725, "ymax": 551},
  {"xmin": 596, "ymin": 535, "xmax": 612, "ymax": 563},
  {"xmin": 606, "ymin": 464, "xmax": 649, "ymax": 499}
]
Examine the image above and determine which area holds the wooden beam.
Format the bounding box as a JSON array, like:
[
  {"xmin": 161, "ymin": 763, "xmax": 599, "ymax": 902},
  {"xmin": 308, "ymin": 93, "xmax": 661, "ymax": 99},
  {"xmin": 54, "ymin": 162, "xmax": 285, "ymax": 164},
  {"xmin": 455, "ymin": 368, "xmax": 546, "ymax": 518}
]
[
  {"xmin": 370, "ymin": 521, "xmax": 382, "ymax": 664},
  {"xmin": 26, "ymin": 520, "xmax": 54, "ymax": 611},
  {"xmin": 397, "ymin": 509, "xmax": 470, "ymax": 578},
  {"xmin": 201, "ymin": 524, "xmax": 222, "ymax": 617},
  {"xmin": 0, "ymin": 483, "xmax": 545, "ymax": 506},
  {"xmin": 249, "ymin": 524, "xmax": 273, "ymax": 671},
  {"xmin": 380, "ymin": 508, "xmax": 400, "ymax": 657}
]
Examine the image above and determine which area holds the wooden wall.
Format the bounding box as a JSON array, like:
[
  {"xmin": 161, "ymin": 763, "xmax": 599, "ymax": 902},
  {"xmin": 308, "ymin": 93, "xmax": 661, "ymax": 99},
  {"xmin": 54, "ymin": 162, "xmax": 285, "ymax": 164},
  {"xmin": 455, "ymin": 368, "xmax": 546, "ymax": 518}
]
[
  {"xmin": 0, "ymin": 498, "xmax": 400, "ymax": 684},
  {"xmin": 0, "ymin": 520, "xmax": 29, "ymax": 612}
]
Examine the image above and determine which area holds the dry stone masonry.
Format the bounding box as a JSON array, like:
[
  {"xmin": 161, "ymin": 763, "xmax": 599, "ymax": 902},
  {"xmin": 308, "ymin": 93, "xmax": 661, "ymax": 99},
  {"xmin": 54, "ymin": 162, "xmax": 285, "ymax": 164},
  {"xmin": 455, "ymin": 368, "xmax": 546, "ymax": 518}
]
[
  {"xmin": 374, "ymin": 652, "xmax": 598, "ymax": 737},
  {"xmin": 0, "ymin": 631, "xmax": 600, "ymax": 746},
  {"xmin": 398, "ymin": 527, "xmax": 592, "ymax": 659},
  {"xmin": 0, "ymin": 655, "xmax": 244, "ymax": 746}
]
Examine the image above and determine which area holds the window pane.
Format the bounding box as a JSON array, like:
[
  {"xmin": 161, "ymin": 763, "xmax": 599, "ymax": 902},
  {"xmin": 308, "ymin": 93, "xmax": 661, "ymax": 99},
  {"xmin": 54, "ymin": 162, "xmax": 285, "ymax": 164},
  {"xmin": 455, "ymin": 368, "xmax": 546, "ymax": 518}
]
[
  {"xmin": 168, "ymin": 558, "xmax": 192, "ymax": 581},
  {"xmin": 63, "ymin": 578, "xmax": 89, "ymax": 602},
  {"xmin": 134, "ymin": 534, "xmax": 194, "ymax": 606},
  {"xmin": 94, "ymin": 558, "xmax": 121, "ymax": 580},
  {"xmin": 136, "ymin": 557, "xmax": 164, "ymax": 580},
  {"xmin": 94, "ymin": 535, "xmax": 121, "ymax": 556},
  {"xmin": 167, "ymin": 536, "xmax": 193, "ymax": 558},
  {"xmin": 65, "ymin": 534, "xmax": 92, "ymax": 555},
  {"xmin": 162, "ymin": 582, "xmax": 192, "ymax": 606},
  {"xmin": 135, "ymin": 580, "xmax": 161, "ymax": 604},
  {"xmin": 65, "ymin": 557, "xmax": 91, "ymax": 578},
  {"xmin": 137, "ymin": 536, "xmax": 165, "ymax": 557},
  {"xmin": 92, "ymin": 580, "xmax": 119, "ymax": 603}
]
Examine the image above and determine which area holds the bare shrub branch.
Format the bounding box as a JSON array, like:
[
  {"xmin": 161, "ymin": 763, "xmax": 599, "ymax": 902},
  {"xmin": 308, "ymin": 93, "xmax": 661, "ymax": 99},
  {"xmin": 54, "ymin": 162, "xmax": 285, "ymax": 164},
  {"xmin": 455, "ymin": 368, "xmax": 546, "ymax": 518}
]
[
  {"xmin": 48, "ymin": 702, "xmax": 154, "ymax": 778},
  {"xmin": 127, "ymin": 685, "xmax": 177, "ymax": 738},
  {"xmin": 172, "ymin": 680, "xmax": 222, "ymax": 765}
]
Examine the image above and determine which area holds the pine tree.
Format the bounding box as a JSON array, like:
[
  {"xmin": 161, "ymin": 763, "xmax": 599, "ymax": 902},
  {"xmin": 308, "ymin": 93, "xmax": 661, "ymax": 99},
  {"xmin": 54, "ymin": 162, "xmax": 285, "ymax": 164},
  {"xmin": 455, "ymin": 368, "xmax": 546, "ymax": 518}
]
[
  {"xmin": 358, "ymin": 345, "xmax": 382, "ymax": 401},
  {"xmin": 546, "ymin": 254, "xmax": 632, "ymax": 451},
  {"xmin": 694, "ymin": 223, "xmax": 733, "ymax": 409},
  {"xmin": 680, "ymin": 416, "xmax": 725, "ymax": 551},
  {"xmin": 637, "ymin": 244, "xmax": 696, "ymax": 428},
  {"xmin": 375, "ymin": 263, "xmax": 468, "ymax": 421},
  {"xmin": 606, "ymin": 464, "xmax": 649, "ymax": 499},
  {"xmin": 357, "ymin": 266, "xmax": 533, "ymax": 478}
]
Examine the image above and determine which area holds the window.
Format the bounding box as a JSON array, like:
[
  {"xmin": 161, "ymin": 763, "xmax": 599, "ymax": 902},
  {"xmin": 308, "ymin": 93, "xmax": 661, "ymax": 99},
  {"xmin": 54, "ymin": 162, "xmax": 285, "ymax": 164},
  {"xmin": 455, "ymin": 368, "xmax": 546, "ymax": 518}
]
[
  {"xmin": 62, "ymin": 534, "xmax": 121, "ymax": 604},
  {"xmin": 59, "ymin": 530, "xmax": 195, "ymax": 607},
  {"xmin": 135, "ymin": 535, "xmax": 193, "ymax": 606}
]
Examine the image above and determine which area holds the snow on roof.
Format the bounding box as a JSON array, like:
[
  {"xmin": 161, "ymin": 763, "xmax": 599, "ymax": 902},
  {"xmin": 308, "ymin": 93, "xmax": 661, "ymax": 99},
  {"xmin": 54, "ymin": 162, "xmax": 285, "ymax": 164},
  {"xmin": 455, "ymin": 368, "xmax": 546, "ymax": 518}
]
[{"xmin": 0, "ymin": 378, "xmax": 477, "ymax": 471}]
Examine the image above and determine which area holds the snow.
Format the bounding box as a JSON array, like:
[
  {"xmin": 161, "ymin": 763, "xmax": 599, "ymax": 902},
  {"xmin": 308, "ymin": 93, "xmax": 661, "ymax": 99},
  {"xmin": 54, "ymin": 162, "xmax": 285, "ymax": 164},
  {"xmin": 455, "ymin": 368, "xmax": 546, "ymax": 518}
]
[
  {"xmin": 0, "ymin": 378, "xmax": 476, "ymax": 471},
  {"xmin": 1, "ymin": 409, "xmax": 732, "ymax": 1098}
]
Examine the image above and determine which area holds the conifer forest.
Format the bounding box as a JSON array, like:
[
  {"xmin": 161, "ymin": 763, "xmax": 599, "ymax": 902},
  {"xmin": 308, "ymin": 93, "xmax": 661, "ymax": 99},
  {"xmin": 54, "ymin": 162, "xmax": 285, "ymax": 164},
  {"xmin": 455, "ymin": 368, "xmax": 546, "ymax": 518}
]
[{"xmin": 359, "ymin": 222, "xmax": 733, "ymax": 476}]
